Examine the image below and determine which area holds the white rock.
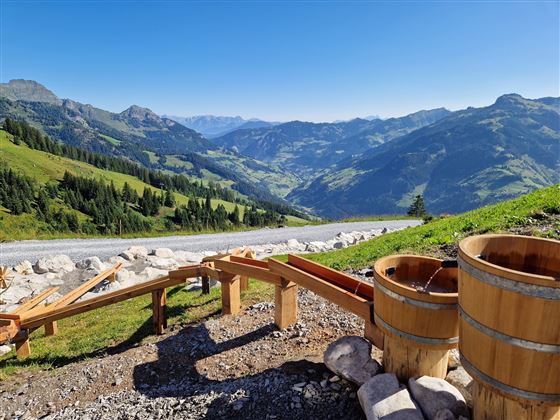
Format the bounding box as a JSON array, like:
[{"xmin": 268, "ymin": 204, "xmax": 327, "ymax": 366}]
[
  {"xmin": 0, "ymin": 344, "xmax": 13, "ymax": 357},
  {"xmin": 150, "ymin": 258, "xmax": 178, "ymax": 270},
  {"xmin": 408, "ymin": 376, "xmax": 469, "ymax": 419},
  {"xmin": 127, "ymin": 246, "xmax": 148, "ymax": 259},
  {"xmin": 324, "ymin": 336, "xmax": 382, "ymax": 385},
  {"xmin": 358, "ymin": 373, "xmax": 423, "ymax": 420},
  {"xmin": 76, "ymin": 256, "xmax": 105, "ymax": 271},
  {"xmin": 115, "ymin": 269, "xmax": 132, "ymax": 282},
  {"xmin": 446, "ymin": 367, "xmax": 474, "ymax": 408},
  {"xmin": 287, "ymin": 239, "xmax": 301, "ymax": 249},
  {"xmin": 150, "ymin": 248, "xmax": 175, "ymax": 258},
  {"xmin": 139, "ymin": 267, "xmax": 168, "ymax": 280},
  {"xmin": 107, "ymin": 256, "xmax": 128, "ymax": 265},
  {"xmin": 14, "ymin": 261, "xmax": 33, "ymax": 275},
  {"xmin": 173, "ymin": 251, "xmax": 202, "ymax": 263},
  {"xmin": 119, "ymin": 251, "xmax": 135, "ymax": 261},
  {"xmin": 33, "ymin": 255, "xmax": 74, "ymax": 274},
  {"xmin": 306, "ymin": 241, "xmax": 327, "ymax": 252}
]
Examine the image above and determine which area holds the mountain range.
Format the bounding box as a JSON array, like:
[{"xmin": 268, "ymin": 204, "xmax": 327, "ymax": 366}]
[
  {"xmin": 164, "ymin": 114, "xmax": 276, "ymax": 138},
  {"xmin": 1, "ymin": 79, "xmax": 558, "ymax": 219}
]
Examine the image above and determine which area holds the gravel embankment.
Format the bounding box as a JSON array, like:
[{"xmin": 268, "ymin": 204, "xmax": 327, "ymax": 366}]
[{"xmin": 0, "ymin": 220, "xmax": 420, "ymax": 266}]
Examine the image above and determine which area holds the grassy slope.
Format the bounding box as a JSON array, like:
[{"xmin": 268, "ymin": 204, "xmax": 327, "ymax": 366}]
[
  {"xmin": 1, "ymin": 185, "xmax": 557, "ymax": 378},
  {"xmin": 308, "ymin": 184, "xmax": 560, "ymax": 269},
  {"xmin": 0, "ymin": 131, "xmax": 306, "ymax": 239}
]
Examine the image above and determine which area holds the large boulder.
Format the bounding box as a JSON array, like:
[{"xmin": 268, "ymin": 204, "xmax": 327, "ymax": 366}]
[
  {"xmin": 408, "ymin": 376, "xmax": 469, "ymax": 419},
  {"xmin": 324, "ymin": 336, "xmax": 382, "ymax": 385},
  {"xmin": 14, "ymin": 260, "xmax": 33, "ymax": 275},
  {"xmin": 445, "ymin": 367, "xmax": 474, "ymax": 408},
  {"xmin": 120, "ymin": 246, "xmax": 148, "ymax": 261},
  {"xmin": 358, "ymin": 373, "xmax": 423, "ymax": 420},
  {"xmin": 76, "ymin": 256, "xmax": 105, "ymax": 271},
  {"xmin": 33, "ymin": 255, "xmax": 74, "ymax": 274},
  {"xmin": 174, "ymin": 251, "xmax": 202, "ymax": 263},
  {"xmin": 149, "ymin": 258, "xmax": 178, "ymax": 270},
  {"xmin": 0, "ymin": 344, "xmax": 12, "ymax": 357},
  {"xmin": 150, "ymin": 248, "xmax": 175, "ymax": 258}
]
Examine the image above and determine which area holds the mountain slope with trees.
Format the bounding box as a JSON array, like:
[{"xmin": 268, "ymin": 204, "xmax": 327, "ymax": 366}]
[
  {"xmin": 289, "ymin": 94, "xmax": 560, "ymax": 218},
  {"xmin": 211, "ymin": 109, "xmax": 451, "ymax": 177}
]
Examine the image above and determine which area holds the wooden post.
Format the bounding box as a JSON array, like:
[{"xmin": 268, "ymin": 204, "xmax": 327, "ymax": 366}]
[
  {"xmin": 382, "ymin": 335, "xmax": 449, "ymax": 382},
  {"xmin": 44, "ymin": 321, "xmax": 58, "ymax": 336},
  {"xmin": 274, "ymin": 282, "xmax": 298, "ymax": 329},
  {"xmin": 15, "ymin": 330, "xmax": 31, "ymax": 359},
  {"xmin": 221, "ymin": 274, "xmax": 241, "ymax": 315},
  {"xmin": 239, "ymin": 275, "xmax": 249, "ymax": 291},
  {"xmin": 108, "ymin": 272, "xmax": 117, "ymax": 283},
  {"xmin": 364, "ymin": 321, "xmax": 384, "ymax": 350},
  {"xmin": 151, "ymin": 288, "xmax": 167, "ymax": 335},
  {"xmin": 201, "ymin": 275, "xmax": 210, "ymax": 295}
]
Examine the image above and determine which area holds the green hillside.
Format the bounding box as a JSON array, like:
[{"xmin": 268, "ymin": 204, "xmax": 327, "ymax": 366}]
[{"xmin": 0, "ymin": 130, "xmax": 306, "ymax": 240}]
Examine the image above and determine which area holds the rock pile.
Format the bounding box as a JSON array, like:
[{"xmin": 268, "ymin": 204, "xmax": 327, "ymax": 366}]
[
  {"xmin": 324, "ymin": 336, "xmax": 472, "ymax": 420},
  {"xmin": 0, "ymin": 226, "xmax": 405, "ymax": 311}
]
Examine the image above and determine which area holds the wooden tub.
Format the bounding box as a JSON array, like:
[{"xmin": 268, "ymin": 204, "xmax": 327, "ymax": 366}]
[
  {"xmin": 458, "ymin": 234, "xmax": 560, "ymax": 419},
  {"xmin": 373, "ymin": 255, "xmax": 459, "ymax": 381}
]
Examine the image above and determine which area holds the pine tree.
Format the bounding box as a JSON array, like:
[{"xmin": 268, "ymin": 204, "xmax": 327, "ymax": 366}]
[{"xmin": 407, "ymin": 194, "xmax": 427, "ymax": 217}]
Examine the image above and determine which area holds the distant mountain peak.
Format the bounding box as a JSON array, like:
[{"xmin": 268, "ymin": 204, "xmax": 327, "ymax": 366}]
[
  {"xmin": 0, "ymin": 79, "xmax": 61, "ymax": 104},
  {"xmin": 120, "ymin": 105, "xmax": 160, "ymax": 121},
  {"xmin": 494, "ymin": 93, "xmax": 526, "ymax": 108}
]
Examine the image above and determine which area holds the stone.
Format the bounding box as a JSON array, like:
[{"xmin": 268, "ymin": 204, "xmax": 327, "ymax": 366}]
[
  {"xmin": 287, "ymin": 239, "xmax": 301, "ymax": 249},
  {"xmin": 127, "ymin": 246, "xmax": 149, "ymax": 259},
  {"xmin": 305, "ymin": 241, "xmax": 327, "ymax": 252},
  {"xmin": 448, "ymin": 349, "xmax": 460, "ymax": 369},
  {"xmin": 33, "ymin": 255, "xmax": 74, "ymax": 274},
  {"xmin": 0, "ymin": 344, "xmax": 13, "ymax": 357},
  {"xmin": 14, "ymin": 261, "xmax": 33, "ymax": 275},
  {"xmin": 173, "ymin": 251, "xmax": 202, "ymax": 263},
  {"xmin": 358, "ymin": 374, "xmax": 423, "ymax": 420},
  {"xmin": 76, "ymin": 257, "xmax": 105, "ymax": 271},
  {"xmin": 408, "ymin": 376, "xmax": 469, "ymax": 419},
  {"xmin": 332, "ymin": 241, "xmax": 345, "ymax": 249},
  {"xmin": 324, "ymin": 336, "xmax": 382, "ymax": 386},
  {"xmin": 445, "ymin": 367, "xmax": 474, "ymax": 408},
  {"xmin": 434, "ymin": 408, "xmax": 456, "ymax": 420},
  {"xmin": 119, "ymin": 251, "xmax": 135, "ymax": 261},
  {"xmin": 107, "ymin": 256, "xmax": 127, "ymax": 265},
  {"xmin": 150, "ymin": 248, "xmax": 175, "ymax": 258},
  {"xmin": 149, "ymin": 258, "xmax": 178, "ymax": 270}
]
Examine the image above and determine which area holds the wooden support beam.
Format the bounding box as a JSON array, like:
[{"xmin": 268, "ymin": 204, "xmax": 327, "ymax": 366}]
[
  {"xmin": 151, "ymin": 288, "xmax": 167, "ymax": 335},
  {"xmin": 364, "ymin": 321, "xmax": 384, "ymax": 350},
  {"xmin": 201, "ymin": 275, "xmax": 210, "ymax": 295},
  {"xmin": 274, "ymin": 282, "xmax": 298, "ymax": 329},
  {"xmin": 214, "ymin": 258, "xmax": 282, "ymax": 286},
  {"xmin": 169, "ymin": 265, "xmax": 204, "ymax": 281},
  {"xmin": 44, "ymin": 321, "xmax": 58, "ymax": 336},
  {"xmin": 268, "ymin": 258, "xmax": 372, "ymax": 320},
  {"xmin": 21, "ymin": 275, "xmax": 182, "ymax": 330},
  {"xmin": 221, "ymin": 274, "xmax": 241, "ymax": 315},
  {"xmin": 240, "ymin": 276, "xmax": 249, "ymax": 291},
  {"xmin": 15, "ymin": 330, "xmax": 31, "ymax": 359}
]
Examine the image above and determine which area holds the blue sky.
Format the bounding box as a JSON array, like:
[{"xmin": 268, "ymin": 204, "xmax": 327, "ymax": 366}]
[{"xmin": 1, "ymin": 1, "xmax": 558, "ymax": 122}]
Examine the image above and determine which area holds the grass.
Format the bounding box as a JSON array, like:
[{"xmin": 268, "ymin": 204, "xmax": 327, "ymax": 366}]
[
  {"xmin": 0, "ymin": 280, "xmax": 274, "ymax": 380},
  {"xmin": 306, "ymin": 184, "xmax": 560, "ymax": 270},
  {"xmin": 0, "ymin": 131, "xmax": 307, "ymax": 240}
]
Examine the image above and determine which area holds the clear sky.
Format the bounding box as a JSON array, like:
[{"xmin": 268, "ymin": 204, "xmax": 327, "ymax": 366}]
[{"xmin": 1, "ymin": 1, "xmax": 558, "ymax": 122}]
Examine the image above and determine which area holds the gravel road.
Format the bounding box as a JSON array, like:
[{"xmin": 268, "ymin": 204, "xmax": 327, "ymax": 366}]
[{"xmin": 0, "ymin": 220, "xmax": 420, "ymax": 266}]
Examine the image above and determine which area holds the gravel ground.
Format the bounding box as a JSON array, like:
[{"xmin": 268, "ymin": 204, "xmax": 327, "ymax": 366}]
[
  {"xmin": 0, "ymin": 220, "xmax": 420, "ymax": 267},
  {"xmin": 0, "ymin": 289, "xmax": 382, "ymax": 420}
]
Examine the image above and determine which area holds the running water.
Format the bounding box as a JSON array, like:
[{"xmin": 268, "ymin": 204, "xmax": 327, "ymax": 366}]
[
  {"xmin": 420, "ymin": 267, "xmax": 443, "ymax": 293},
  {"xmin": 396, "ymin": 267, "xmax": 447, "ymax": 293}
]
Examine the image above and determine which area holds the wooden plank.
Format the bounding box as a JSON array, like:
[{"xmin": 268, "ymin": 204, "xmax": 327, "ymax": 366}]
[
  {"xmin": 0, "ymin": 313, "xmax": 21, "ymax": 321},
  {"xmin": 214, "ymin": 259, "xmax": 282, "ymax": 286},
  {"xmin": 239, "ymin": 276, "xmax": 249, "ymax": 291},
  {"xmin": 221, "ymin": 274, "xmax": 241, "ymax": 315},
  {"xmin": 288, "ymin": 254, "xmax": 374, "ymax": 300},
  {"xmin": 44, "ymin": 321, "xmax": 58, "ymax": 336},
  {"xmin": 12, "ymin": 287, "xmax": 60, "ymax": 315},
  {"xmin": 364, "ymin": 321, "xmax": 384, "ymax": 350},
  {"xmin": 201, "ymin": 275, "xmax": 210, "ymax": 295},
  {"xmin": 274, "ymin": 283, "xmax": 298, "ymax": 329},
  {"xmin": 15, "ymin": 330, "xmax": 31, "ymax": 358},
  {"xmin": 49, "ymin": 263, "xmax": 122, "ymax": 309},
  {"xmin": 268, "ymin": 258, "xmax": 371, "ymax": 320},
  {"xmin": 21, "ymin": 275, "xmax": 183, "ymax": 330},
  {"xmin": 169, "ymin": 265, "xmax": 204, "ymax": 281},
  {"xmin": 230, "ymin": 255, "xmax": 268, "ymax": 269}
]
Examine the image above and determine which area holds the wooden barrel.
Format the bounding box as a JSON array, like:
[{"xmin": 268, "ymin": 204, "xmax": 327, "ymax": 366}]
[
  {"xmin": 373, "ymin": 255, "xmax": 459, "ymax": 381},
  {"xmin": 458, "ymin": 234, "xmax": 560, "ymax": 418}
]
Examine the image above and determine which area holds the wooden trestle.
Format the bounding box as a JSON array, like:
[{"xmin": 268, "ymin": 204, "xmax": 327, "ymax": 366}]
[{"xmin": 1, "ymin": 249, "xmax": 384, "ymax": 359}]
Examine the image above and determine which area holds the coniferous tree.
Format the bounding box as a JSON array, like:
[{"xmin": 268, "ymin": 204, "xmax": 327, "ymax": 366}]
[{"xmin": 407, "ymin": 194, "xmax": 427, "ymax": 217}]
